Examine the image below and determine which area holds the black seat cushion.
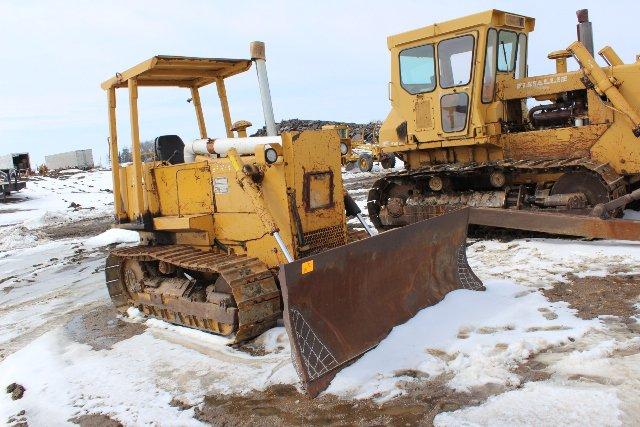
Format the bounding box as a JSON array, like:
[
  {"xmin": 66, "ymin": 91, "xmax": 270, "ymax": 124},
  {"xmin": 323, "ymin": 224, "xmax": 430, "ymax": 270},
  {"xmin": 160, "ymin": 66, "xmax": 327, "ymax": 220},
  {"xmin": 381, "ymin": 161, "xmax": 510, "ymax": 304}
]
[{"xmin": 154, "ymin": 135, "xmax": 185, "ymax": 164}]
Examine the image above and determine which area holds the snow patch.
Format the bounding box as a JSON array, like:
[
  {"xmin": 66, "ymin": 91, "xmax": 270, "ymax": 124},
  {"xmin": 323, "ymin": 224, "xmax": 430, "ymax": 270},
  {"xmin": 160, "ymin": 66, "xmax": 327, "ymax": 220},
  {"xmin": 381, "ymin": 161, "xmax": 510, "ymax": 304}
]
[
  {"xmin": 0, "ymin": 326, "xmax": 297, "ymax": 425},
  {"xmin": 326, "ymin": 281, "xmax": 596, "ymax": 400},
  {"xmin": 468, "ymin": 239, "xmax": 640, "ymax": 287},
  {"xmin": 434, "ymin": 381, "xmax": 622, "ymax": 426},
  {"xmin": 0, "ymin": 225, "xmax": 47, "ymax": 251},
  {"xmin": 125, "ymin": 306, "xmax": 144, "ymax": 321},
  {"xmin": 84, "ymin": 228, "xmax": 139, "ymax": 247}
]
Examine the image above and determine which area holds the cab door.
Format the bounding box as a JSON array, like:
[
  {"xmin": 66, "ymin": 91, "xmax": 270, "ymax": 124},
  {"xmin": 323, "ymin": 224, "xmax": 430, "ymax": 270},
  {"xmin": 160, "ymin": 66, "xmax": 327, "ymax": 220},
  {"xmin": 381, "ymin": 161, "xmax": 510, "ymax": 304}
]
[
  {"xmin": 398, "ymin": 43, "xmax": 438, "ymax": 141},
  {"xmin": 435, "ymin": 33, "xmax": 477, "ymax": 139}
]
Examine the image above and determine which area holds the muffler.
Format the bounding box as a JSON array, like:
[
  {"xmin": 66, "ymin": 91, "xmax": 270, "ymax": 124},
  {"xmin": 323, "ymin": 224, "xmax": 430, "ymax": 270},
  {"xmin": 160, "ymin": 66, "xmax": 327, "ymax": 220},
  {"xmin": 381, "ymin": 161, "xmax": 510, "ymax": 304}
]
[{"xmin": 279, "ymin": 207, "xmax": 484, "ymax": 396}]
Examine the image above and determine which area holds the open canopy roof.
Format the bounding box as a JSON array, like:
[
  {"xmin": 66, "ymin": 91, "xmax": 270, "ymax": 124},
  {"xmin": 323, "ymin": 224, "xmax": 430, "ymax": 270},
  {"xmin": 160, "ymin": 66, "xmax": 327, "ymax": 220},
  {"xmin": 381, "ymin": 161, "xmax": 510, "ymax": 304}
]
[{"xmin": 101, "ymin": 55, "xmax": 252, "ymax": 90}]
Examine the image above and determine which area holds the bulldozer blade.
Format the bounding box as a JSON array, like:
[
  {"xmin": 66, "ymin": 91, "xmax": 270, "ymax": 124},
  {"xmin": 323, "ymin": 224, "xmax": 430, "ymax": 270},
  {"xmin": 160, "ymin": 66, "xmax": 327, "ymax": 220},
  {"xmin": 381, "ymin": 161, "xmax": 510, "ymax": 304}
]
[{"xmin": 278, "ymin": 207, "xmax": 484, "ymax": 397}]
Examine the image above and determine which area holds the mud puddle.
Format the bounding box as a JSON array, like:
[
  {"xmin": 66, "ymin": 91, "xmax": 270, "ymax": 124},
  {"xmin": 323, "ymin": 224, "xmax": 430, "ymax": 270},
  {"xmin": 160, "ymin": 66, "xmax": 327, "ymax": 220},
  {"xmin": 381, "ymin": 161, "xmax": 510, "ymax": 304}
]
[
  {"xmin": 544, "ymin": 273, "xmax": 640, "ymax": 320},
  {"xmin": 64, "ymin": 305, "xmax": 146, "ymax": 350},
  {"xmin": 194, "ymin": 360, "xmax": 552, "ymax": 427},
  {"xmin": 69, "ymin": 414, "xmax": 123, "ymax": 427},
  {"xmin": 44, "ymin": 216, "xmax": 113, "ymax": 240}
]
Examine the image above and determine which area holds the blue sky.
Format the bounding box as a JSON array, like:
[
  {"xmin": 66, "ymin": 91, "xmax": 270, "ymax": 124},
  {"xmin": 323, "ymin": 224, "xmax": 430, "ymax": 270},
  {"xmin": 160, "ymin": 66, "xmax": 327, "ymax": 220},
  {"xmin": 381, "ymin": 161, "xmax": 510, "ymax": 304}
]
[{"xmin": 1, "ymin": 0, "xmax": 638, "ymax": 166}]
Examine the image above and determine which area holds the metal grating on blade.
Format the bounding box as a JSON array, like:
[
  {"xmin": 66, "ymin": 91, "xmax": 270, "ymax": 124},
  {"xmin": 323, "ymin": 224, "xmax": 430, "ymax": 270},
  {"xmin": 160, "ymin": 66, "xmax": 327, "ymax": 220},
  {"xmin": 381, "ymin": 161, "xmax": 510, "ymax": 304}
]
[
  {"xmin": 300, "ymin": 224, "xmax": 347, "ymax": 256},
  {"xmin": 456, "ymin": 244, "xmax": 484, "ymax": 290},
  {"xmin": 289, "ymin": 308, "xmax": 339, "ymax": 381}
]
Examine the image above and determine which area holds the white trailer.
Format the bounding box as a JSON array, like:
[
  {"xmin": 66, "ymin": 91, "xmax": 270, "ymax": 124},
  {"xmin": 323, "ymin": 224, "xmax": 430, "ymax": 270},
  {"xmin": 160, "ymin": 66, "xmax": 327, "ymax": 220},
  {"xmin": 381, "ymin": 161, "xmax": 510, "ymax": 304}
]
[
  {"xmin": 45, "ymin": 149, "xmax": 94, "ymax": 170},
  {"xmin": 0, "ymin": 154, "xmax": 14, "ymax": 170}
]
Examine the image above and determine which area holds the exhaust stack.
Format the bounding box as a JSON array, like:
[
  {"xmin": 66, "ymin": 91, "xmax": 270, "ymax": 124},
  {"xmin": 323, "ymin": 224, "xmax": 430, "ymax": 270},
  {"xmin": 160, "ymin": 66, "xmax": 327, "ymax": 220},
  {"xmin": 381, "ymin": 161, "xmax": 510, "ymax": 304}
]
[
  {"xmin": 250, "ymin": 41, "xmax": 278, "ymax": 137},
  {"xmin": 576, "ymin": 9, "xmax": 594, "ymax": 57}
]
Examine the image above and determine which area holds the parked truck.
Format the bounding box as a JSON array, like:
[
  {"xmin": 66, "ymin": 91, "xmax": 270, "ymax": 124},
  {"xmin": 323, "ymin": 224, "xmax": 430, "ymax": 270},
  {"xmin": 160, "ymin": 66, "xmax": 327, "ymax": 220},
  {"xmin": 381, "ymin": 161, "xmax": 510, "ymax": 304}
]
[
  {"xmin": 45, "ymin": 149, "xmax": 94, "ymax": 171},
  {"xmin": 0, "ymin": 154, "xmax": 27, "ymax": 199}
]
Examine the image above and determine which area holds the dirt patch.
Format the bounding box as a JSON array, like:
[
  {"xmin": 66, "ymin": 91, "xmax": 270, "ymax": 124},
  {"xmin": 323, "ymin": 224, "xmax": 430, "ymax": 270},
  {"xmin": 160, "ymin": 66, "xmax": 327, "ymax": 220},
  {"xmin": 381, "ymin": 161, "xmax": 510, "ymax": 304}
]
[
  {"xmin": 44, "ymin": 216, "xmax": 113, "ymax": 240},
  {"xmin": 196, "ymin": 384, "xmax": 428, "ymax": 426},
  {"xmin": 6, "ymin": 383, "xmax": 25, "ymax": 400},
  {"xmin": 0, "ymin": 208, "xmax": 35, "ymax": 215},
  {"xmin": 196, "ymin": 378, "xmax": 514, "ymax": 427},
  {"xmin": 543, "ymin": 274, "xmax": 640, "ymax": 320},
  {"xmin": 512, "ymin": 359, "xmax": 551, "ymax": 383},
  {"xmin": 69, "ymin": 414, "xmax": 123, "ymax": 427},
  {"xmin": 6, "ymin": 409, "xmax": 27, "ymax": 427},
  {"xmin": 64, "ymin": 305, "xmax": 146, "ymax": 350}
]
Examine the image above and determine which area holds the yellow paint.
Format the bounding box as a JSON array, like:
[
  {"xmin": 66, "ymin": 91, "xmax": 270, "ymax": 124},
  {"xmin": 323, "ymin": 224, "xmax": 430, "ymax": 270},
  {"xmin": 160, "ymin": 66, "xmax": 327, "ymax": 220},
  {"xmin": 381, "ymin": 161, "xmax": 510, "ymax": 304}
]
[
  {"xmin": 301, "ymin": 260, "xmax": 314, "ymax": 274},
  {"xmin": 377, "ymin": 8, "xmax": 640, "ymax": 180},
  {"xmin": 103, "ymin": 48, "xmax": 350, "ymax": 270}
]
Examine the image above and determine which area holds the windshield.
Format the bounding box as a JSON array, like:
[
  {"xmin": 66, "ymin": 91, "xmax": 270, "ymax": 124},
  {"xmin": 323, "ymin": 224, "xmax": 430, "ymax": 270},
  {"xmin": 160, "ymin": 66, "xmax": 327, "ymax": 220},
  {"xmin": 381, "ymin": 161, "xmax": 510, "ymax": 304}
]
[
  {"xmin": 497, "ymin": 30, "xmax": 518, "ymax": 72},
  {"xmin": 438, "ymin": 35, "xmax": 474, "ymax": 88}
]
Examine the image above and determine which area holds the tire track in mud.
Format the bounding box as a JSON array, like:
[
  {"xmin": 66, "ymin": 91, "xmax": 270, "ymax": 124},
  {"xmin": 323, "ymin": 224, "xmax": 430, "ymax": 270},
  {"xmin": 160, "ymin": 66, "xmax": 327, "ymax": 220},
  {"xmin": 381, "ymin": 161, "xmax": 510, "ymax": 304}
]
[
  {"xmin": 0, "ymin": 246, "xmax": 110, "ymax": 361},
  {"xmin": 0, "ymin": 300, "xmax": 106, "ymax": 362}
]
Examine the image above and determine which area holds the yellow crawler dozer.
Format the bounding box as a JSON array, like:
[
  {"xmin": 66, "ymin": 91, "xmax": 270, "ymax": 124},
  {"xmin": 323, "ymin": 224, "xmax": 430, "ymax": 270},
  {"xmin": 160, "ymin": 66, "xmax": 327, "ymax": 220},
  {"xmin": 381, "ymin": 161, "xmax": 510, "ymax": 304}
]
[
  {"xmin": 101, "ymin": 42, "xmax": 483, "ymax": 396},
  {"xmin": 369, "ymin": 9, "xmax": 640, "ymax": 240}
]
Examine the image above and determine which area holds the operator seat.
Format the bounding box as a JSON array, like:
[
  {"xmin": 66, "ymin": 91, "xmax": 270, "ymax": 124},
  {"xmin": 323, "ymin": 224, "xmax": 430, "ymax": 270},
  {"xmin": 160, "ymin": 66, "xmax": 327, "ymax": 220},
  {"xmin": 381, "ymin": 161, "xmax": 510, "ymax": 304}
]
[{"xmin": 154, "ymin": 135, "xmax": 185, "ymax": 164}]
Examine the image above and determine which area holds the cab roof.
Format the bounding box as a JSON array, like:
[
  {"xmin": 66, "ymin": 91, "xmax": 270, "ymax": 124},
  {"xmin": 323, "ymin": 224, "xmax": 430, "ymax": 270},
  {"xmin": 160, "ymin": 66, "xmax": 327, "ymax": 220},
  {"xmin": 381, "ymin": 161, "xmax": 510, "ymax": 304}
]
[
  {"xmin": 101, "ymin": 55, "xmax": 252, "ymax": 90},
  {"xmin": 387, "ymin": 9, "xmax": 535, "ymax": 49}
]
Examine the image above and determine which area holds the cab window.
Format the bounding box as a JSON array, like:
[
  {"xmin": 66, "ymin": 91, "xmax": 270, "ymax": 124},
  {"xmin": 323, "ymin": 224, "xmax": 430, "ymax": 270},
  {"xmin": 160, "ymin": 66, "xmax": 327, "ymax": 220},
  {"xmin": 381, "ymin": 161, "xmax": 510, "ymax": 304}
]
[
  {"xmin": 438, "ymin": 35, "xmax": 474, "ymax": 88},
  {"xmin": 497, "ymin": 30, "xmax": 518, "ymax": 72},
  {"xmin": 399, "ymin": 44, "xmax": 436, "ymax": 94},
  {"xmin": 515, "ymin": 33, "xmax": 528, "ymax": 78},
  {"xmin": 482, "ymin": 29, "xmax": 498, "ymax": 103},
  {"xmin": 441, "ymin": 93, "xmax": 469, "ymax": 132}
]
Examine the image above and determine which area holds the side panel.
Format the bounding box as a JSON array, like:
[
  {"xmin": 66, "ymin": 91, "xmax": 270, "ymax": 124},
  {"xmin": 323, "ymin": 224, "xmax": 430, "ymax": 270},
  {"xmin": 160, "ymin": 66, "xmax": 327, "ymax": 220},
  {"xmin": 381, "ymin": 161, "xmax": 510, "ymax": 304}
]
[
  {"xmin": 209, "ymin": 155, "xmax": 293, "ymax": 267},
  {"xmin": 282, "ymin": 130, "xmax": 348, "ymax": 256},
  {"xmin": 499, "ymin": 124, "xmax": 609, "ymax": 160},
  {"xmin": 152, "ymin": 162, "xmax": 213, "ymax": 216}
]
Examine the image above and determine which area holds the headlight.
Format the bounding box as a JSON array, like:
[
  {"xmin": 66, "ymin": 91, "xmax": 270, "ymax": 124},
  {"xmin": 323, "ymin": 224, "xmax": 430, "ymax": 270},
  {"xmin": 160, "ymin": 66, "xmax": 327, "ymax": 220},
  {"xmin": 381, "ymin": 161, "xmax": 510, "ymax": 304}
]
[
  {"xmin": 340, "ymin": 142, "xmax": 349, "ymax": 155},
  {"xmin": 265, "ymin": 147, "xmax": 278, "ymax": 164}
]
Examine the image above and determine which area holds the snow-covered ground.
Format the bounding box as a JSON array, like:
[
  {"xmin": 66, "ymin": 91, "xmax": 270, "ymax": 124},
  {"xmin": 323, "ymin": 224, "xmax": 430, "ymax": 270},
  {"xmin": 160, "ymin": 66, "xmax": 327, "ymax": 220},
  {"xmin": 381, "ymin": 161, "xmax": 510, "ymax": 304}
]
[
  {"xmin": 0, "ymin": 170, "xmax": 114, "ymax": 251},
  {"xmin": 1, "ymin": 170, "xmax": 640, "ymax": 426}
]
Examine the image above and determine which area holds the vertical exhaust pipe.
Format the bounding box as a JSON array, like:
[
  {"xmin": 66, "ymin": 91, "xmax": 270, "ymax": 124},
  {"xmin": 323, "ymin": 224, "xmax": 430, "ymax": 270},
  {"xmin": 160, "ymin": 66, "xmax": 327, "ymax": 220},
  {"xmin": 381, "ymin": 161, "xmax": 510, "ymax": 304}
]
[
  {"xmin": 576, "ymin": 9, "xmax": 594, "ymax": 57},
  {"xmin": 250, "ymin": 41, "xmax": 278, "ymax": 137}
]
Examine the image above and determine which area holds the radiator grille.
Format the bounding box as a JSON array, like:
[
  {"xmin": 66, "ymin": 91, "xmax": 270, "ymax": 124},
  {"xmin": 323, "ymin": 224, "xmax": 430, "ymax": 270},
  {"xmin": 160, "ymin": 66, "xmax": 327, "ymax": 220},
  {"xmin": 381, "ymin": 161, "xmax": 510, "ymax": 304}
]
[{"xmin": 299, "ymin": 224, "xmax": 347, "ymax": 256}]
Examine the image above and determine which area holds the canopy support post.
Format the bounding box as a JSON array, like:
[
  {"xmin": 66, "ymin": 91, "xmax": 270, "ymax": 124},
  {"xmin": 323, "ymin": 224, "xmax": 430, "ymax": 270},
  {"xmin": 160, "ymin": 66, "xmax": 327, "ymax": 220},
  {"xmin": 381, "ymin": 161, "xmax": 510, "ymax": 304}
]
[
  {"xmin": 216, "ymin": 78, "xmax": 234, "ymax": 137},
  {"xmin": 107, "ymin": 88, "xmax": 126, "ymax": 221},
  {"xmin": 128, "ymin": 78, "xmax": 145, "ymax": 223},
  {"xmin": 190, "ymin": 86, "xmax": 207, "ymax": 139}
]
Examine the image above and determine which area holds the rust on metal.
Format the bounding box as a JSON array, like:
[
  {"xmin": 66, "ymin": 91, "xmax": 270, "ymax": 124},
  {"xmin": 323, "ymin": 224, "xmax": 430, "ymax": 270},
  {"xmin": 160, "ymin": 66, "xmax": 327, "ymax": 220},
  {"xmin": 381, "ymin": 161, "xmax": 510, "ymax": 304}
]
[
  {"xmin": 368, "ymin": 156, "xmax": 627, "ymax": 231},
  {"xmin": 302, "ymin": 170, "xmax": 335, "ymax": 212},
  {"xmin": 279, "ymin": 207, "xmax": 484, "ymax": 397},
  {"xmin": 469, "ymin": 207, "xmax": 640, "ymax": 241},
  {"xmin": 105, "ymin": 245, "xmax": 281, "ymax": 342}
]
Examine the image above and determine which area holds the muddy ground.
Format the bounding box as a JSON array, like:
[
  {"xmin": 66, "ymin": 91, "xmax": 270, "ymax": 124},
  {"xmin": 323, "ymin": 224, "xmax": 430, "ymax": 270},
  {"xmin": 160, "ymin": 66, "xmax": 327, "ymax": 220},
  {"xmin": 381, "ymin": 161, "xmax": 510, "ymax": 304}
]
[
  {"xmin": 194, "ymin": 273, "xmax": 640, "ymax": 426},
  {"xmin": 44, "ymin": 216, "xmax": 112, "ymax": 240},
  {"xmin": 4, "ymin": 173, "xmax": 640, "ymax": 426},
  {"xmin": 51, "ymin": 251, "xmax": 640, "ymax": 426}
]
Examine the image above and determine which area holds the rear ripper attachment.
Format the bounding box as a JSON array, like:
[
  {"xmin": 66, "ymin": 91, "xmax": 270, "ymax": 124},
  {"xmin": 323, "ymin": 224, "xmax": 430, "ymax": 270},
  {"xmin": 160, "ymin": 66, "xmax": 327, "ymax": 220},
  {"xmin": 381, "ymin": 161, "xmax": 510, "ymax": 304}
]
[{"xmin": 279, "ymin": 207, "xmax": 484, "ymax": 397}]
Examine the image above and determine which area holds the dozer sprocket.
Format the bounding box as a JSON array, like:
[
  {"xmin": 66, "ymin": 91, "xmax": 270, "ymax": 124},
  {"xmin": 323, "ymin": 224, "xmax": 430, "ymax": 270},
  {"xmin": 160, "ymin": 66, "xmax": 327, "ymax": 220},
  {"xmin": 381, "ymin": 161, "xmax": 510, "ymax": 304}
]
[
  {"xmin": 367, "ymin": 156, "xmax": 627, "ymax": 229},
  {"xmin": 105, "ymin": 245, "xmax": 281, "ymax": 343}
]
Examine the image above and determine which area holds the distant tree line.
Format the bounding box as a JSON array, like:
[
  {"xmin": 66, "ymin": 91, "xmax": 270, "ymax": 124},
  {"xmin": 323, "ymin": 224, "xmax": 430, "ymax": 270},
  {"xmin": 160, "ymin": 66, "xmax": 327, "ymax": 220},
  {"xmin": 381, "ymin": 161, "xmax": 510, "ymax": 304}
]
[{"xmin": 118, "ymin": 140, "xmax": 155, "ymax": 163}]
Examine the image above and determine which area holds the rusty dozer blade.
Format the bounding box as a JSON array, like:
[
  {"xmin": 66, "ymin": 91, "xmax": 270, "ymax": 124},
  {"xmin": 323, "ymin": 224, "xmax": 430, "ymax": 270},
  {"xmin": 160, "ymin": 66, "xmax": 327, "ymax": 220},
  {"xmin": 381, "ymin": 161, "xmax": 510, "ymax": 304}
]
[{"xmin": 279, "ymin": 207, "xmax": 484, "ymax": 397}]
